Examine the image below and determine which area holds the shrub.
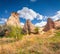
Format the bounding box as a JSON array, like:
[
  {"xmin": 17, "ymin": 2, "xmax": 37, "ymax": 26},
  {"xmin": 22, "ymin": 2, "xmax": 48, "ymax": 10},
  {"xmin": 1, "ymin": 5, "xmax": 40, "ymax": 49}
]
[
  {"xmin": 34, "ymin": 27, "xmax": 39, "ymax": 34},
  {"xmin": 5, "ymin": 26, "xmax": 24, "ymax": 40}
]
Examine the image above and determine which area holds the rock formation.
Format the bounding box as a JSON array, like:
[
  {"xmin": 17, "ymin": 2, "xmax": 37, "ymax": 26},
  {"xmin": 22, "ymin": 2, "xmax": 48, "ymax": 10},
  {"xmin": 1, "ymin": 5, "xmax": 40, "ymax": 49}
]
[
  {"xmin": 0, "ymin": 28, "xmax": 9, "ymax": 37},
  {"xmin": 6, "ymin": 12, "xmax": 20, "ymax": 27},
  {"xmin": 43, "ymin": 18, "xmax": 55, "ymax": 32},
  {"xmin": 54, "ymin": 19, "xmax": 60, "ymax": 29},
  {"xmin": 22, "ymin": 19, "xmax": 35, "ymax": 34}
]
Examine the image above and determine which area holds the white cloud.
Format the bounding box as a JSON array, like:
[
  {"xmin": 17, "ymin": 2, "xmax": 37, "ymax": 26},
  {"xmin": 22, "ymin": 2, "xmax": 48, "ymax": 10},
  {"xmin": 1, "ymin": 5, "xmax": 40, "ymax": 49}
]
[
  {"xmin": 20, "ymin": 22, "xmax": 24, "ymax": 25},
  {"xmin": 35, "ymin": 21, "xmax": 47, "ymax": 27},
  {"xmin": 17, "ymin": 7, "xmax": 60, "ymax": 27},
  {"xmin": 17, "ymin": 7, "xmax": 43, "ymax": 20},
  {"xmin": 30, "ymin": 0, "xmax": 37, "ymax": 2},
  {"xmin": 1, "ymin": 18, "xmax": 7, "ymax": 22},
  {"xmin": 51, "ymin": 10, "xmax": 60, "ymax": 21},
  {"xmin": 57, "ymin": 11, "xmax": 60, "ymax": 14},
  {"xmin": 37, "ymin": 13, "xmax": 44, "ymax": 20},
  {"xmin": 35, "ymin": 10, "xmax": 60, "ymax": 27},
  {"xmin": 0, "ymin": 18, "xmax": 7, "ymax": 24}
]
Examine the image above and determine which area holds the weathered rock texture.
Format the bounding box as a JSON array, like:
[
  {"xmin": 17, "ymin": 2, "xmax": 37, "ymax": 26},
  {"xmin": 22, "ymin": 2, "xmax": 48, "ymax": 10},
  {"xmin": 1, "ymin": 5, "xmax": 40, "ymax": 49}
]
[
  {"xmin": 6, "ymin": 12, "xmax": 20, "ymax": 27},
  {"xmin": 43, "ymin": 18, "xmax": 55, "ymax": 32},
  {"xmin": 22, "ymin": 19, "xmax": 35, "ymax": 34},
  {"xmin": 54, "ymin": 19, "xmax": 60, "ymax": 29}
]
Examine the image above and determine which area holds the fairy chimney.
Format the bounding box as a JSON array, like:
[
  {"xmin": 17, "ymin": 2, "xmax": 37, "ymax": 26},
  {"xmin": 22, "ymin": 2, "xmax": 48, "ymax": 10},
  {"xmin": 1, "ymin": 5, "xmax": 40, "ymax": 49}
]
[
  {"xmin": 22, "ymin": 19, "xmax": 35, "ymax": 34},
  {"xmin": 43, "ymin": 18, "xmax": 55, "ymax": 32},
  {"xmin": 6, "ymin": 12, "xmax": 20, "ymax": 27}
]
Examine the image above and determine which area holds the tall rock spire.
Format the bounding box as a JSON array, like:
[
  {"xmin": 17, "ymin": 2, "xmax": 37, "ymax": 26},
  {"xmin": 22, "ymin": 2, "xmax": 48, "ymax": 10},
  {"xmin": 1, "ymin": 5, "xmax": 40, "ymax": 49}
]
[
  {"xmin": 22, "ymin": 19, "xmax": 35, "ymax": 34},
  {"xmin": 43, "ymin": 18, "xmax": 55, "ymax": 31},
  {"xmin": 6, "ymin": 12, "xmax": 20, "ymax": 27}
]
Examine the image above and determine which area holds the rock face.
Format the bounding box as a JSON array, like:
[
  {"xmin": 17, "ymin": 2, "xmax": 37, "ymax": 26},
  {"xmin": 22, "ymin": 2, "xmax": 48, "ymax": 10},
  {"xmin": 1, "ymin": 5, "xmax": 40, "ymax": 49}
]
[
  {"xmin": 22, "ymin": 19, "xmax": 35, "ymax": 34},
  {"xmin": 0, "ymin": 28, "xmax": 9, "ymax": 37},
  {"xmin": 6, "ymin": 12, "xmax": 20, "ymax": 27},
  {"xmin": 54, "ymin": 19, "xmax": 60, "ymax": 29},
  {"xmin": 43, "ymin": 18, "xmax": 55, "ymax": 32}
]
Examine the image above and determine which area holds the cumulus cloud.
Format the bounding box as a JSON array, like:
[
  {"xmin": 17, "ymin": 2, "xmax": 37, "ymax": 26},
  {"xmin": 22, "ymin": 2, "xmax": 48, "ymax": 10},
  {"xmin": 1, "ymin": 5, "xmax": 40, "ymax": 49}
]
[
  {"xmin": 1, "ymin": 18, "xmax": 7, "ymax": 22},
  {"xmin": 37, "ymin": 13, "xmax": 44, "ymax": 20},
  {"xmin": 30, "ymin": 0, "xmax": 37, "ymax": 2},
  {"xmin": 0, "ymin": 18, "xmax": 7, "ymax": 24},
  {"xmin": 35, "ymin": 21, "xmax": 47, "ymax": 27},
  {"xmin": 17, "ymin": 7, "xmax": 60, "ymax": 27},
  {"xmin": 35, "ymin": 10, "xmax": 60, "ymax": 27},
  {"xmin": 20, "ymin": 22, "xmax": 24, "ymax": 25},
  {"xmin": 51, "ymin": 10, "xmax": 60, "ymax": 21},
  {"xmin": 17, "ymin": 7, "xmax": 43, "ymax": 20}
]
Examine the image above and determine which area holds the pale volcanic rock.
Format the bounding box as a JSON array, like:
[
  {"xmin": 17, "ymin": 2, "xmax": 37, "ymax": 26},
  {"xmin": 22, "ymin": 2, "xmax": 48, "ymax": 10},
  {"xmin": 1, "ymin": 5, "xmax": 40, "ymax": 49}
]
[
  {"xmin": 54, "ymin": 20, "xmax": 60, "ymax": 29},
  {"xmin": 6, "ymin": 12, "xmax": 20, "ymax": 27}
]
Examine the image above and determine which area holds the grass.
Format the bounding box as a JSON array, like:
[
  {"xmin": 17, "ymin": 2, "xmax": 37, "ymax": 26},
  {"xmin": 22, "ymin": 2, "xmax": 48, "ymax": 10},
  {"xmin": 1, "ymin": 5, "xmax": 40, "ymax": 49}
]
[
  {"xmin": 5, "ymin": 26, "xmax": 25, "ymax": 40},
  {"xmin": 46, "ymin": 30, "xmax": 60, "ymax": 43},
  {"xmin": 0, "ymin": 29, "xmax": 60, "ymax": 54}
]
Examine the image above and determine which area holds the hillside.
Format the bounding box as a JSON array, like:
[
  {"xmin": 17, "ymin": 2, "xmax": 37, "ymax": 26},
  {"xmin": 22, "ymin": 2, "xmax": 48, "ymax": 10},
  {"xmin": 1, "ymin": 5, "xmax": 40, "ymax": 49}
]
[
  {"xmin": 0, "ymin": 29, "xmax": 60, "ymax": 54},
  {"xmin": 0, "ymin": 13, "xmax": 60, "ymax": 54}
]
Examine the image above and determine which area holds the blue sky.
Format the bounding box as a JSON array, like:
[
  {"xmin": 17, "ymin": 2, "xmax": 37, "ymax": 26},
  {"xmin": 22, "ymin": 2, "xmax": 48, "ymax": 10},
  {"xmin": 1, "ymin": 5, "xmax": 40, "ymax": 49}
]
[{"xmin": 0, "ymin": 0, "xmax": 60, "ymax": 27}]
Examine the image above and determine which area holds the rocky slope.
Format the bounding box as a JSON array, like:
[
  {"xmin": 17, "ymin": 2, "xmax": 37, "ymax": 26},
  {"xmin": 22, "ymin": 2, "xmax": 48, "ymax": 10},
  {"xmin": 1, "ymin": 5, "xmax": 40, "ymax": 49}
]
[{"xmin": 0, "ymin": 29, "xmax": 60, "ymax": 54}]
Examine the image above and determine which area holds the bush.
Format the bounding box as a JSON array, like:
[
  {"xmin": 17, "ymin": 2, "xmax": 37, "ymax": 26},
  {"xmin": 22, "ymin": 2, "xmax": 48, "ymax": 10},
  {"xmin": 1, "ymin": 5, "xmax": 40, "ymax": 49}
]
[
  {"xmin": 34, "ymin": 27, "xmax": 39, "ymax": 34},
  {"xmin": 5, "ymin": 26, "xmax": 24, "ymax": 40}
]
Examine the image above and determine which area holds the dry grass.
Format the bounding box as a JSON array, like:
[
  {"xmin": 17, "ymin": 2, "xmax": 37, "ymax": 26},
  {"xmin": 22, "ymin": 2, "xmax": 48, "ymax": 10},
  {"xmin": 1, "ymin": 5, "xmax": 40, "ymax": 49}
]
[{"xmin": 0, "ymin": 30, "xmax": 60, "ymax": 54}]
